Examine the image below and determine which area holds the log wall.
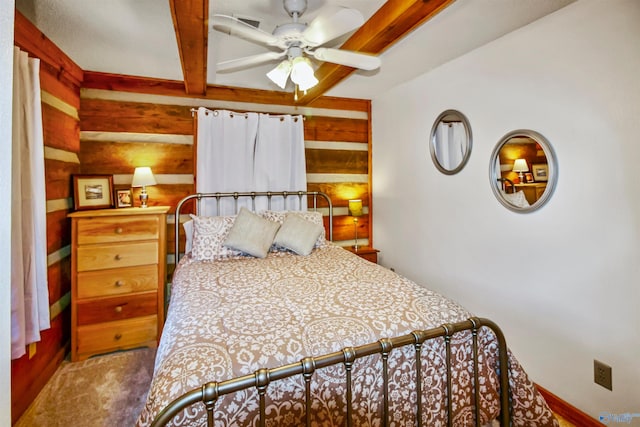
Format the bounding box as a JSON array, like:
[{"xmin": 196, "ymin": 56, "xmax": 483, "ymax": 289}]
[
  {"xmin": 80, "ymin": 73, "xmax": 373, "ymax": 274},
  {"xmin": 12, "ymin": 11, "xmax": 81, "ymax": 423}
]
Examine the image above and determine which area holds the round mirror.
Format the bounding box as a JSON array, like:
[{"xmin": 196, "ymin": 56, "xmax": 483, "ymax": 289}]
[
  {"xmin": 429, "ymin": 109, "xmax": 472, "ymax": 175},
  {"xmin": 489, "ymin": 129, "xmax": 557, "ymax": 213}
]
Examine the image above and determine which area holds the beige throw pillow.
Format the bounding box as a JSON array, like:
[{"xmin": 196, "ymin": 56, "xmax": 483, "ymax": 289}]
[
  {"xmin": 223, "ymin": 207, "xmax": 280, "ymax": 258},
  {"xmin": 273, "ymin": 213, "xmax": 324, "ymax": 256}
]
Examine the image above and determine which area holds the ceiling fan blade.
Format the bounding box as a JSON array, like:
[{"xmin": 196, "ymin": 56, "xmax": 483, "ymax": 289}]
[
  {"xmin": 212, "ymin": 14, "xmax": 280, "ymax": 47},
  {"xmin": 302, "ymin": 7, "xmax": 364, "ymax": 47},
  {"xmin": 217, "ymin": 51, "xmax": 286, "ymax": 72},
  {"xmin": 311, "ymin": 48, "xmax": 381, "ymax": 71}
]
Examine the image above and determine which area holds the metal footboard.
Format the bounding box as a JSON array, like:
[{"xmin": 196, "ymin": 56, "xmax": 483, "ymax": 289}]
[
  {"xmin": 150, "ymin": 317, "xmax": 510, "ymax": 427},
  {"xmin": 174, "ymin": 191, "xmax": 333, "ymax": 264}
]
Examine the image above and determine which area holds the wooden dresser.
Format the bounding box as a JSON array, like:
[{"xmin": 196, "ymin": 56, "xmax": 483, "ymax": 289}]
[
  {"xmin": 345, "ymin": 246, "xmax": 379, "ymax": 264},
  {"xmin": 68, "ymin": 206, "xmax": 169, "ymax": 361},
  {"xmin": 513, "ymin": 183, "xmax": 547, "ymax": 205}
]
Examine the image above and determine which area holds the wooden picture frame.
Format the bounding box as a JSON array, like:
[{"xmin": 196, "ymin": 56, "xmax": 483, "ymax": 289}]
[
  {"xmin": 73, "ymin": 175, "xmax": 113, "ymax": 210},
  {"xmin": 115, "ymin": 188, "xmax": 133, "ymax": 208},
  {"xmin": 532, "ymin": 164, "xmax": 549, "ymax": 182},
  {"xmin": 524, "ymin": 172, "xmax": 534, "ymax": 183}
]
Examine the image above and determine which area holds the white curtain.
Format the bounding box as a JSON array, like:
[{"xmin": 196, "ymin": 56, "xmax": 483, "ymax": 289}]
[
  {"xmin": 196, "ymin": 108, "xmax": 307, "ymax": 214},
  {"xmin": 254, "ymin": 113, "xmax": 306, "ymax": 211},
  {"xmin": 435, "ymin": 121, "xmax": 465, "ymax": 169},
  {"xmin": 11, "ymin": 47, "xmax": 50, "ymax": 360},
  {"xmin": 196, "ymin": 108, "xmax": 259, "ymax": 215}
]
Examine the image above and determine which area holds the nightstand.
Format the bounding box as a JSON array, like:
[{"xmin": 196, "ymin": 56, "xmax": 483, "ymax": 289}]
[
  {"xmin": 345, "ymin": 246, "xmax": 379, "ymax": 264},
  {"xmin": 68, "ymin": 206, "xmax": 169, "ymax": 361}
]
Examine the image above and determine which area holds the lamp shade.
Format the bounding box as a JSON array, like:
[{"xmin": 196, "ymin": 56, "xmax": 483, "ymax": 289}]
[
  {"xmin": 348, "ymin": 199, "xmax": 363, "ymax": 217},
  {"xmin": 266, "ymin": 60, "xmax": 292, "ymax": 89},
  {"xmin": 290, "ymin": 57, "xmax": 318, "ymax": 91},
  {"xmin": 512, "ymin": 159, "xmax": 529, "ymax": 173},
  {"xmin": 131, "ymin": 167, "xmax": 156, "ymax": 187}
]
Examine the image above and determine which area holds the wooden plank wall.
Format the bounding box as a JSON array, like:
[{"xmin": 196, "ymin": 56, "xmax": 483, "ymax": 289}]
[
  {"xmin": 12, "ymin": 11, "xmax": 81, "ymax": 424},
  {"xmin": 80, "ymin": 72, "xmax": 373, "ymax": 274}
]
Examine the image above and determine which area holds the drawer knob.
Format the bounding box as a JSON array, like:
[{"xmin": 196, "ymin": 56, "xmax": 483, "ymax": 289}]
[
  {"xmin": 114, "ymin": 254, "xmax": 122, "ymax": 261},
  {"xmin": 114, "ymin": 333, "xmax": 122, "ymax": 340},
  {"xmin": 114, "ymin": 306, "xmax": 123, "ymax": 313},
  {"xmin": 115, "ymin": 227, "xmax": 123, "ymax": 234},
  {"xmin": 115, "ymin": 280, "xmax": 124, "ymax": 287}
]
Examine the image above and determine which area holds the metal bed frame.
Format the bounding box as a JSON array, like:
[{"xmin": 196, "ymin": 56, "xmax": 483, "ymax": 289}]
[
  {"xmin": 161, "ymin": 192, "xmax": 511, "ymax": 426},
  {"xmin": 150, "ymin": 317, "xmax": 510, "ymax": 427},
  {"xmin": 174, "ymin": 191, "xmax": 333, "ymax": 264}
]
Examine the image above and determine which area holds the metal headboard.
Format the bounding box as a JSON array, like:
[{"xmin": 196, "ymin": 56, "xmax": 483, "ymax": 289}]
[
  {"xmin": 174, "ymin": 191, "xmax": 333, "ymax": 264},
  {"xmin": 497, "ymin": 178, "xmax": 516, "ymax": 193}
]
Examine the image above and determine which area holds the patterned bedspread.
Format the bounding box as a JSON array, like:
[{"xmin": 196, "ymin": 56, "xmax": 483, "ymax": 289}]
[{"xmin": 137, "ymin": 244, "xmax": 558, "ymax": 426}]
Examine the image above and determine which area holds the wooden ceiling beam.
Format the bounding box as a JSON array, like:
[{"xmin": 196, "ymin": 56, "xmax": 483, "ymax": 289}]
[
  {"xmin": 169, "ymin": 0, "xmax": 209, "ymax": 96},
  {"xmin": 297, "ymin": 0, "xmax": 455, "ymax": 104}
]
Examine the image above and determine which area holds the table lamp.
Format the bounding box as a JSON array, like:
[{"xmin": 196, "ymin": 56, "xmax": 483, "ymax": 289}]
[
  {"xmin": 348, "ymin": 199, "xmax": 363, "ymax": 251},
  {"xmin": 512, "ymin": 159, "xmax": 529, "ymax": 183},
  {"xmin": 131, "ymin": 167, "xmax": 156, "ymax": 208}
]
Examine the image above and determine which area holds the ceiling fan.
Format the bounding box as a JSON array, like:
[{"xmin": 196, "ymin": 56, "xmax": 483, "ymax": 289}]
[{"xmin": 212, "ymin": 0, "xmax": 381, "ymax": 94}]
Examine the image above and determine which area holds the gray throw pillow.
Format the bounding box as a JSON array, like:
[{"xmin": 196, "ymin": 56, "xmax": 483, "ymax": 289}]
[
  {"xmin": 273, "ymin": 213, "xmax": 324, "ymax": 256},
  {"xmin": 223, "ymin": 207, "xmax": 280, "ymax": 258}
]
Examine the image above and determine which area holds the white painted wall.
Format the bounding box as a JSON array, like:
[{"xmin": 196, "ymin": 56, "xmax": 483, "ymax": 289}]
[
  {"xmin": 372, "ymin": 0, "xmax": 639, "ymax": 419},
  {"xmin": 1, "ymin": 0, "xmax": 15, "ymax": 424}
]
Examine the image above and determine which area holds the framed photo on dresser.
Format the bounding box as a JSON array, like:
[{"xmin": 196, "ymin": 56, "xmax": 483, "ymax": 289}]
[
  {"xmin": 115, "ymin": 188, "xmax": 133, "ymax": 208},
  {"xmin": 73, "ymin": 175, "xmax": 113, "ymax": 210}
]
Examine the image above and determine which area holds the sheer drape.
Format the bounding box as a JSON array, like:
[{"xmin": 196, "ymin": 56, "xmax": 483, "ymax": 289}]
[
  {"xmin": 196, "ymin": 108, "xmax": 307, "ymax": 214},
  {"xmin": 435, "ymin": 122, "xmax": 465, "ymax": 170},
  {"xmin": 11, "ymin": 47, "xmax": 50, "ymax": 359}
]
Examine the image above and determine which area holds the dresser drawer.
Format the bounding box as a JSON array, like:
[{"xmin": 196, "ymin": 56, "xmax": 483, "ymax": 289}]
[
  {"xmin": 76, "ymin": 292, "xmax": 157, "ymax": 325},
  {"xmin": 76, "ymin": 315, "xmax": 158, "ymax": 357},
  {"xmin": 77, "ymin": 216, "xmax": 160, "ymax": 245},
  {"xmin": 77, "ymin": 264, "xmax": 158, "ymax": 298},
  {"xmin": 77, "ymin": 241, "xmax": 158, "ymax": 272}
]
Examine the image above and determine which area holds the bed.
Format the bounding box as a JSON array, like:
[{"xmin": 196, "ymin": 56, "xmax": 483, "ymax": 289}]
[{"xmin": 136, "ymin": 191, "xmax": 558, "ymax": 427}]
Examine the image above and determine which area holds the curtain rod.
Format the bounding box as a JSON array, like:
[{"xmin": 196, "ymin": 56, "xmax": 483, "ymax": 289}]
[{"xmin": 190, "ymin": 107, "xmax": 305, "ymax": 121}]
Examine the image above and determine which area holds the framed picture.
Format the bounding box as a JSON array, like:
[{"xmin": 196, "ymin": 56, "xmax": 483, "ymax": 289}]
[
  {"xmin": 532, "ymin": 164, "xmax": 549, "ymax": 182},
  {"xmin": 524, "ymin": 172, "xmax": 534, "ymax": 183},
  {"xmin": 115, "ymin": 188, "xmax": 133, "ymax": 208},
  {"xmin": 73, "ymin": 175, "xmax": 113, "ymax": 210}
]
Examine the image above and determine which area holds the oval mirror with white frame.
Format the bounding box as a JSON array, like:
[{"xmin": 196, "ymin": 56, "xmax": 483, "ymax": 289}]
[
  {"xmin": 429, "ymin": 109, "xmax": 473, "ymax": 175},
  {"xmin": 489, "ymin": 129, "xmax": 557, "ymax": 213}
]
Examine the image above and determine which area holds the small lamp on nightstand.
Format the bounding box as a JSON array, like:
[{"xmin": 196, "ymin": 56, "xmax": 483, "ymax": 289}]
[
  {"xmin": 348, "ymin": 199, "xmax": 363, "ymax": 251},
  {"xmin": 131, "ymin": 167, "xmax": 156, "ymax": 208},
  {"xmin": 512, "ymin": 158, "xmax": 529, "ymax": 184}
]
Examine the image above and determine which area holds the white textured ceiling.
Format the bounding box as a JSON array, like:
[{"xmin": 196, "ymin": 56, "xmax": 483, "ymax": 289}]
[{"xmin": 16, "ymin": 0, "xmax": 576, "ymax": 100}]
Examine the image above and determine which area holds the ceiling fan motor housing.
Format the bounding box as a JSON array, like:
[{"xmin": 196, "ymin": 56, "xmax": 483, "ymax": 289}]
[{"xmin": 284, "ymin": 0, "xmax": 307, "ymax": 18}]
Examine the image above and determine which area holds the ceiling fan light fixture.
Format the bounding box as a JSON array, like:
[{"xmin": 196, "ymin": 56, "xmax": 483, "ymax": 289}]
[
  {"xmin": 266, "ymin": 59, "xmax": 292, "ymax": 89},
  {"xmin": 290, "ymin": 56, "xmax": 318, "ymax": 91}
]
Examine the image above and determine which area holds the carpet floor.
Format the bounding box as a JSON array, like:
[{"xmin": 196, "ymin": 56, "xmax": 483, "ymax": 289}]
[
  {"xmin": 16, "ymin": 346, "xmax": 574, "ymax": 426},
  {"xmin": 15, "ymin": 347, "xmax": 156, "ymax": 427}
]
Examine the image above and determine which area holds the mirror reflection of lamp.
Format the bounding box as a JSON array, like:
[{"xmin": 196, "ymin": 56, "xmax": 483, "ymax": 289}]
[
  {"xmin": 512, "ymin": 158, "xmax": 529, "ymax": 183},
  {"xmin": 348, "ymin": 199, "xmax": 363, "ymax": 251},
  {"xmin": 131, "ymin": 167, "xmax": 156, "ymax": 208}
]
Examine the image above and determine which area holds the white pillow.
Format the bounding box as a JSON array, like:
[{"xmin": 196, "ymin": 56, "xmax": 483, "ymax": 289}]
[
  {"xmin": 502, "ymin": 190, "xmax": 530, "ymax": 208},
  {"xmin": 273, "ymin": 213, "xmax": 324, "ymax": 256},
  {"xmin": 260, "ymin": 210, "xmax": 327, "ymax": 247},
  {"xmin": 183, "ymin": 220, "xmax": 193, "ymax": 253},
  {"xmin": 189, "ymin": 214, "xmax": 244, "ymax": 261},
  {"xmin": 223, "ymin": 208, "xmax": 281, "ymax": 258}
]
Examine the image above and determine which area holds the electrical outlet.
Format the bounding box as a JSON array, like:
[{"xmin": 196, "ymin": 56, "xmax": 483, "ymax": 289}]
[{"xmin": 594, "ymin": 360, "xmax": 612, "ymax": 390}]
